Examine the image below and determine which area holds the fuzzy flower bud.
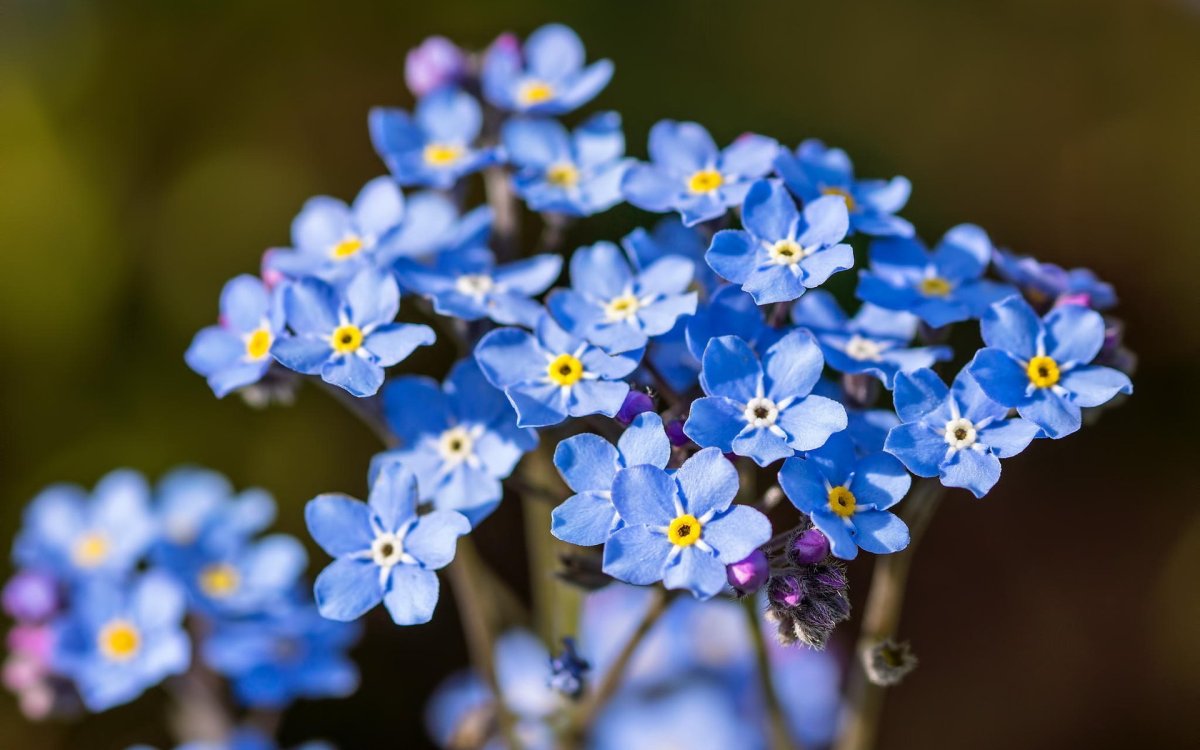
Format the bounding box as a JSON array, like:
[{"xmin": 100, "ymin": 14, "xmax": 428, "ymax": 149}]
[
  {"xmin": 726, "ymin": 549, "xmax": 769, "ymax": 596},
  {"xmin": 615, "ymin": 390, "xmax": 655, "ymax": 426},
  {"xmin": 405, "ymin": 36, "xmax": 468, "ymax": 97},
  {"xmin": 788, "ymin": 528, "xmax": 830, "ymax": 565}
]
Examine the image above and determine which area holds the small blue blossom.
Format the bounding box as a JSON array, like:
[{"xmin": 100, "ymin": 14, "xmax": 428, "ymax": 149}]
[
  {"xmin": 622, "ymin": 216, "xmax": 718, "ymax": 294},
  {"xmin": 623, "ymin": 121, "xmax": 779, "ymax": 226},
  {"xmin": 395, "ymin": 246, "xmax": 561, "ymax": 327},
  {"xmin": 369, "ymin": 88, "xmax": 498, "ymax": 189},
  {"xmin": 778, "ymin": 433, "xmax": 912, "ymax": 560},
  {"xmin": 601, "ymin": 448, "xmax": 772, "ymax": 599},
  {"xmin": 684, "ymin": 285, "xmax": 784, "ymax": 362},
  {"xmin": 51, "ymin": 572, "xmax": 190, "ymax": 711},
  {"xmin": 482, "ymin": 24, "xmax": 613, "ymax": 115},
  {"xmin": 707, "ymin": 179, "xmax": 854, "ymax": 304},
  {"xmin": 203, "ymin": 600, "xmax": 361, "ymax": 709},
  {"xmin": 503, "ymin": 112, "xmax": 632, "ymax": 216},
  {"xmin": 474, "ymin": 314, "xmax": 640, "ymax": 428},
  {"xmin": 885, "ymin": 368, "xmax": 1041, "ymax": 497},
  {"xmin": 857, "ymin": 224, "xmax": 1016, "ymax": 327},
  {"xmin": 160, "ymin": 530, "xmax": 306, "ymax": 618},
  {"xmin": 967, "ymin": 295, "xmax": 1133, "ymax": 438},
  {"xmin": 14, "ymin": 469, "xmax": 156, "ymax": 583},
  {"xmin": 272, "ymin": 269, "xmax": 435, "ymax": 397},
  {"xmin": 374, "ymin": 358, "xmax": 538, "ymax": 526},
  {"xmin": 551, "ymin": 412, "xmax": 672, "ymax": 546},
  {"xmin": 992, "ymin": 248, "xmax": 1117, "ymax": 311},
  {"xmin": 185, "ymin": 275, "xmax": 285, "ymax": 398},
  {"xmin": 548, "ymin": 241, "xmax": 697, "ymax": 354},
  {"xmin": 792, "ymin": 290, "xmax": 952, "ymax": 388},
  {"xmin": 305, "ymin": 462, "xmax": 470, "ymax": 626},
  {"xmin": 774, "ymin": 139, "xmax": 914, "ymax": 237},
  {"xmin": 265, "ymin": 176, "xmax": 406, "ymax": 283},
  {"xmin": 685, "ymin": 331, "xmax": 847, "ymax": 467}
]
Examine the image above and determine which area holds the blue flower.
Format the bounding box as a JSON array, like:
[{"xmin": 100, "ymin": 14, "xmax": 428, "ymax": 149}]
[
  {"xmin": 548, "ymin": 241, "xmax": 697, "ymax": 354},
  {"xmin": 602, "ymin": 448, "xmax": 772, "ymax": 599},
  {"xmin": 684, "ymin": 285, "xmax": 784, "ymax": 362},
  {"xmin": 186, "ymin": 275, "xmax": 285, "ymax": 398},
  {"xmin": 272, "ymin": 269, "xmax": 435, "ymax": 397},
  {"xmin": 551, "ymin": 412, "xmax": 672, "ymax": 546},
  {"xmin": 265, "ymin": 176, "xmax": 405, "ymax": 283},
  {"xmin": 161, "ymin": 532, "xmax": 306, "ymax": 618},
  {"xmin": 774, "ymin": 139, "xmax": 914, "ymax": 237},
  {"xmin": 51, "ymin": 572, "xmax": 190, "ymax": 711},
  {"xmin": 707, "ymin": 179, "xmax": 854, "ymax": 304},
  {"xmin": 395, "ymin": 246, "xmax": 561, "ymax": 327},
  {"xmin": 857, "ymin": 224, "xmax": 1015, "ymax": 327},
  {"xmin": 152, "ymin": 467, "xmax": 275, "ymax": 550},
  {"xmin": 623, "ymin": 121, "xmax": 779, "ymax": 226},
  {"xmin": 992, "ymin": 248, "xmax": 1117, "ymax": 311},
  {"xmin": 474, "ymin": 314, "xmax": 640, "ymax": 428},
  {"xmin": 374, "ymin": 358, "xmax": 538, "ymax": 526},
  {"xmin": 369, "ymin": 88, "xmax": 498, "ymax": 189},
  {"xmin": 791, "ymin": 290, "xmax": 952, "ymax": 388},
  {"xmin": 622, "ymin": 216, "xmax": 718, "ymax": 294},
  {"xmin": 967, "ymin": 295, "xmax": 1133, "ymax": 438},
  {"xmin": 305, "ymin": 462, "xmax": 470, "ymax": 625},
  {"xmin": 885, "ymin": 368, "xmax": 1041, "ymax": 497},
  {"xmin": 778, "ymin": 433, "xmax": 912, "ymax": 560},
  {"xmin": 502, "ymin": 112, "xmax": 632, "ymax": 216},
  {"xmin": 14, "ymin": 469, "xmax": 156, "ymax": 583},
  {"xmin": 684, "ymin": 332, "xmax": 847, "ymax": 467},
  {"xmin": 481, "ymin": 24, "xmax": 613, "ymax": 115},
  {"xmin": 203, "ymin": 600, "xmax": 361, "ymax": 709},
  {"xmin": 592, "ymin": 683, "xmax": 760, "ymax": 750}
]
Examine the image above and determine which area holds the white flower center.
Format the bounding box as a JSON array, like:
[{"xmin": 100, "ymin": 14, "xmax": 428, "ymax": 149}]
[
  {"xmin": 845, "ymin": 335, "xmax": 885, "ymax": 361},
  {"xmin": 604, "ymin": 294, "xmax": 642, "ymax": 322},
  {"xmin": 455, "ymin": 274, "xmax": 494, "ymax": 298},
  {"xmin": 438, "ymin": 426, "xmax": 475, "ymax": 465},
  {"xmin": 371, "ymin": 532, "xmax": 407, "ymax": 568},
  {"xmin": 743, "ymin": 397, "xmax": 779, "ymax": 427},
  {"xmin": 943, "ymin": 417, "xmax": 978, "ymax": 450},
  {"xmin": 767, "ymin": 239, "xmax": 808, "ymax": 266}
]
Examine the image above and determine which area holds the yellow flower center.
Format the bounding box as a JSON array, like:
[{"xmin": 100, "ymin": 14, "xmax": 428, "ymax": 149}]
[
  {"xmin": 330, "ymin": 236, "xmax": 366, "ymax": 260},
  {"xmin": 330, "ymin": 324, "xmax": 364, "ymax": 354},
  {"xmin": 72, "ymin": 532, "xmax": 109, "ymax": 569},
  {"xmin": 820, "ymin": 186, "xmax": 857, "ymax": 213},
  {"xmin": 545, "ymin": 162, "xmax": 580, "ymax": 188},
  {"xmin": 687, "ymin": 169, "xmax": 724, "ymax": 194},
  {"xmin": 768, "ymin": 239, "xmax": 806, "ymax": 266},
  {"xmin": 918, "ymin": 276, "xmax": 952, "ymax": 297},
  {"xmin": 518, "ymin": 80, "xmax": 555, "ymax": 106},
  {"xmin": 423, "ymin": 143, "xmax": 464, "ymax": 167},
  {"xmin": 1026, "ymin": 355, "xmax": 1061, "ymax": 388},
  {"xmin": 244, "ymin": 327, "xmax": 273, "ymax": 360},
  {"xmin": 547, "ymin": 353, "xmax": 584, "ymax": 387},
  {"xmin": 199, "ymin": 563, "xmax": 241, "ymax": 598},
  {"xmin": 668, "ymin": 514, "xmax": 702, "ymax": 547},
  {"xmin": 98, "ymin": 620, "xmax": 141, "ymax": 662},
  {"xmin": 828, "ymin": 486, "xmax": 857, "ymax": 518}
]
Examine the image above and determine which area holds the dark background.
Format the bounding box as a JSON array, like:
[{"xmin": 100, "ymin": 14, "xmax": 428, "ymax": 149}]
[{"xmin": 2, "ymin": 0, "xmax": 1198, "ymax": 748}]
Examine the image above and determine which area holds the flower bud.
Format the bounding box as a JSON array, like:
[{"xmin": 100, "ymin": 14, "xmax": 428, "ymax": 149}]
[
  {"xmin": 615, "ymin": 390, "xmax": 654, "ymax": 426},
  {"xmin": 726, "ymin": 549, "xmax": 769, "ymax": 596},
  {"xmin": 405, "ymin": 36, "xmax": 468, "ymax": 97},
  {"xmin": 2, "ymin": 572, "xmax": 59, "ymax": 622},
  {"xmin": 767, "ymin": 574, "xmax": 803, "ymax": 608},
  {"xmin": 789, "ymin": 528, "xmax": 830, "ymax": 565},
  {"xmin": 665, "ymin": 419, "xmax": 690, "ymax": 447}
]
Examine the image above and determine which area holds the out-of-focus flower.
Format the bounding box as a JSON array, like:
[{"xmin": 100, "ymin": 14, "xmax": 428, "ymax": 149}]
[
  {"xmin": 482, "ymin": 24, "xmax": 613, "ymax": 115},
  {"xmin": 406, "ymin": 36, "xmax": 469, "ymax": 97},
  {"xmin": 370, "ymin": 89, "xmax": 498, "ymax": 189},
  {"xmin": 186, "ymin": 275, "xmax": 286, "ymax": 398}
]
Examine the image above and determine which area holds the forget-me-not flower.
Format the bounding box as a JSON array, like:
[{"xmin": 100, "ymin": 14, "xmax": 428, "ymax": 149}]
[
  {"xmin": 778, "ymin": 433, "xmax": 911, "ymax": 560},
  {"xmin": 272, "ymin": 269, "xmax": 435, "ymax": 397},
  {"xmin": 369, "ymin": 88, "xmax": 498, "ymax": 189},
  {"xmin": 305, "ymin": 463, "xmax": 470, "ymax": 625},
  {"xmin": 474, "ymin": 314, "xmax": 640, "ymax": 428},
  {"xmin": 774, "ymin": 138, "xmax": 914, "ymax": 237},
  {"xmin": 395, "ymin": 246, "xmax": 561, "ymax": 328},
  {"xmin": 684, "ymin": 331, "xmax": 847, "ymax": 467},
  {"xmin": 623, "ymin": 121, "xmax": 778, "ymax": 226},
  {"xmin": 791, "ymin": 290, "xmax": 952, "ymax": 388},
  {"xmin": 547, "ymin": 241, "xmax": 697, "ymax": 354},
  {"xmin": 707, "ymin": 179, "xmax": 854, "ymax": 304},
  {"xmin": 857, "ymin": 224, "xmax": 1015, "ymax": 328},
  {"xmin": 186, "ymin": 275, "xmax": 285, "ymax": 398},
  {"xmin": 482, "ymin": 24, "xmax": 613, "ymax": 115},
  {"xmin": 885, "ymin": 368, "xmax": 1041, "ymax": 497},
  {"xmin": 375, "ymin": 358, "xmax": 538, "ymax": 526},
  {"xmin": 502, "ymin": 112, "xmax": 632, "ymax": 216},
  {"xmin": 967, "ymin": 295, "xmax": 1132, "ymax": 438},
  {"xmin": 551, "ymin": 412, "xmax": 672, "ymax": 546},
  {"xmin": 602, "ymin": 448, "xmax": 772, "ymax": 599}
]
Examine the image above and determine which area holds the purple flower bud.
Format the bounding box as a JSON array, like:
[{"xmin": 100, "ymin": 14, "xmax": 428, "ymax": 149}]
[
  {"xmin": 726, "ymin": 549, "xmax": 769, "ymax": 595},
  {"xmin": 1054, "ymin": 292, "xmax": 1092, "ymax": 308},
  {"xmin": 767, "ymin": 574, "xmax": 803, "ymax": 608},
  {"xmin": 2, "ymin": 572, "xmax": 59, "ymax": 622},
  {"xmin": 2, "ymin": 652, "xmax": 45, "ymax": 692},
  {"xmin": 665, "ymin": 419, "xmax": 690, "ymax": 447},
  {"xmin": 790, "ymin": 528, "xmax": 830, "ymax": 565},
  {"xmin": 405, "ymin": 36, "xmax": 468, "ymax": 97},
  {"xmin": 615, "ymin": 391, "xmax": 654, "ymax": 426},
  {"xmin": 7, "ymin": 625, "xmax": 53, "ymax": 662}
]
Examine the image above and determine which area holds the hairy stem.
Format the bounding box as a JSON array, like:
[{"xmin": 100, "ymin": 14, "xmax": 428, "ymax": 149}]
[{"xmin": 743, "ymin": 597, "xmax": 800, "ymax": 750}]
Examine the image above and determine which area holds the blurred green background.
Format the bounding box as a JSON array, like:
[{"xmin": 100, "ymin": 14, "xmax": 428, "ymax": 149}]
[{"xmin": 2, "ymin": 0, "xmax": 1198, "ymax": 747}]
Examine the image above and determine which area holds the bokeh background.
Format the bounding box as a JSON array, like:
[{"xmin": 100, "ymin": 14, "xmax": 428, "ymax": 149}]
[{"xmin": 2, "ymin": 0, "xmax": 1199, "ymax": 747}]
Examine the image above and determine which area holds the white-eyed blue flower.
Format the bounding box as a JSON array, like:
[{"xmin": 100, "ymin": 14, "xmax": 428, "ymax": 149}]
[
  {"xmin": 369, "ymin": 88, "xmax": 498, "ymax": 189},
  {"xmin": 186, "ymin": 275, "xmax": 285, "ymax": 398},
  {"xmin": 482, "ymin": 24, "xmax": 613, "ymax": 115}
]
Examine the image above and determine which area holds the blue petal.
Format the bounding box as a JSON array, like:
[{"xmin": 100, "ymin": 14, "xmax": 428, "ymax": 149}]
[
  {"xmin": 601, "ymin": 525, "xmax": 671, "ymax": 585},
  {"xmin": 474, "ymin": 328, "xmax": 546, "ymax": 388},
  {"xmin": 321, "ymin": 353, "xmax": 384, "ymax": 397},
  {"xmin": 574, "ymin": 111, "xmax": 625, "ymax": 167},
  {"xmin": 352, "ymin": 176, "xmax": 405, "ymax": 239},
  {"xmin": 968, "ymin": 349, "xmax": 1031, "ymax": 408},
  {"xmin": 980, "ymin": 295, "xmax": 1041, "ymax": 360},
  {"xmin": 416, "ymin": 88, "xmax": 482, "ymax": 143},
  {"xmin": 731, "ymin": 426, "xmax": 796, "ymax": 467},
  {"xmin": 305, "ymin": 495, "xmax": 373, "ymax": 557},
  {"xmin": 649, "ymin": 120, "xmax": 717, "ymax": 173},
  {"xmin": 501, "ymin": 117, "xmax": 571, "ymax": 166},
  {"xmin": 663, "ymin": 547, "xmax": 728, "ymax": 599},
  {"xmin": 798, "ymin": 244, "xmax": 855, "ymax": 287},
  {"xmin": 1017, "ymin": 389, "xmax": 1081, "ymax": 439},
  {"xmin": 813, "ymin": 512, "xmax": 858, "ymax": 560},
  {"xmin": 883, "ymin": 422, "xmax": 945, "ymax": 477},
  {"xmin": 383, "ymin": 566, "xmax": 440, "ymax": 625},
  {"xmin": 778, "ymin": 457, "xmax": 829, "ymax": 516},
  {"xmin": 683, "ymin": 397, "xmax": 745, "ymax": 453},
  {"xmin": 185, "ymin": 326, "xmax": 242, "ymax": 378},
  {"xmin": 272, "ymin": 336, "xmax": 332, "ymax": 375},
  {"xmin": 405, "ymin": 510, "xmax": 470, "ymax": 567},
  {"xmin": 719, "ymin": 135, "xmax": 779, "ymax": 178},
  {"xmin": 493, "ymin": 254, "xmax": 563, "ymax": 295},
  {"xmin": 852, "ymin": 510, "xmax": 910, "ymax": 554},
  {"xmin": 776, "ymin": 395, "xmax": 847, "ymax": 451},
  {"xmin": 674, "ymin": 448, "xmax": 738, "ymax": 518},
  {"xmin": 551, "ymin": 492, "xmax": 617, "ymax": 546},
  {"xmin": 569, "ymin": 241, "xmax": 634, "ymax": 300},
  {"xmin": 705, "ymin": 230, "xmax": 755, "ymax": 285},
  {"xmin": 346, "ymin": 270, "xmax": 400, "ymax": 329},
  {"xmin": 616, "ymin": 412, "xmax": 671, "ymax": 468},
  {"xmin": 699, "ymin": 336, "xmax": 762, "ymax": 402},
  {"xmin": 284, "ymin": 279, "xmax": 339, "ymax": 336},
  {"xmin": 892, "ymin": 368, "xmax": 950, "ymax": 423},
  {"xmin": 1044, "ymin": 304, "xmax": 1105, "ymax": 365},
  {"xmin": 848, "ymin": 453, "xmax": 911, "ymax": 510},
  {"xmin": 622, "ymin": 164, "xmax": 680, "ymax": 213},
  {"xmin": 742, "ymin": 180, "xmax": 798, "ymax": 241},
  {"xmin": 610, "ymin": 465, "xmax": 676, "ymax": 526},
  {"xmin": 940, "ymin": 447, "xmax": 1002, "ymax": 498},
  {"xmin": 763, "ymin": 330, "xmax": 824, "ymax": 402},
  {"xmin": 383, "ymin": 376, "xmax": 449, "ymax": 440},
  {"xmin": 932, "ymin": 224, "xmax": 991, "ymax": 281},
  {"xmin": 292, "ymin": 197, "xmax": 352, "ymax": 254},
  {"xmin": 525, "ymin": 23, "xmax": 584, "ymax": 76},
  {"xmin": 220, "ymin": 275, "xmax": 271, "ymax": 332},
  {"xmin": 314, "ymin": 558, "xmax": 381, "ymax": 621},
  {"xmin": 702, "ymin": 505, "xmax": 771, "ymax": 564},
  {"xmin": 368, "ymin": 461, "xmax": 419, "ymax": 532},
  {"xmin": 364, "ymin": 323, "xmax": 435, "ymax": 366},
  {"xmin": 507, "ymin": 382, "xmax": 570, "ymax": 428},
  {"xmin": 1059, "ymin": 364, "xmax": 1132, "ymax": 407},
  {"xmin": 798, "ymin": 195, "xmax": 851, "ymax": 248},
  {"xmin": 554, "ymin": 433, "xmax": 620, "ymax": 492}
]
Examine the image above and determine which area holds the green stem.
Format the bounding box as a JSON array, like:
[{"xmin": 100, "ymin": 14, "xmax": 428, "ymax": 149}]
[{"xmin": 743, "ymin": 597, "xmax": 798, "ymax": 750}]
